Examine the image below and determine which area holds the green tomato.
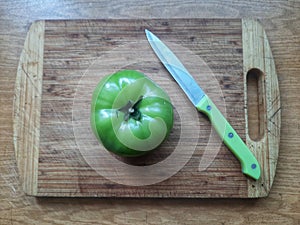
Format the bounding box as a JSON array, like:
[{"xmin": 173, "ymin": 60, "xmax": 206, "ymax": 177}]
[{"xmin": 90, "ymin": 70, "xmax": 174, "ymax": 157}]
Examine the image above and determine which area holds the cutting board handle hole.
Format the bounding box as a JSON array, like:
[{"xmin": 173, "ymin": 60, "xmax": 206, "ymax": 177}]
[{"xmin": 246, "ymin": 68, "xmax": 266, "ymax": 141}]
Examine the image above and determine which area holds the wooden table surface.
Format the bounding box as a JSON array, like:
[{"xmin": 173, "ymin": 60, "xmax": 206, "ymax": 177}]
[{"xmin": 0, "ymin": 1, "xmax": 299, "ymax": 224}]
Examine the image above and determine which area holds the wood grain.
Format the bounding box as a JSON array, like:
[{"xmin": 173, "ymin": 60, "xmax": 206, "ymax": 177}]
[
  {"xmin": 41, "ymin": 19, "xmax": 247, "ymax": 198},
  {"xmin": 0, "ymin": 0, "xmax": 299, "ymax": 224},
  {"xmin": 13, "ymin": 20, "xmax": 44, "ymax": 196},
  {"xmin": 242, "ymin": 19, "xmax": 281, "ymax": 197},
  {"xmin": 13, "ymin": 18, "xmax": 280, "ymax": 198}
]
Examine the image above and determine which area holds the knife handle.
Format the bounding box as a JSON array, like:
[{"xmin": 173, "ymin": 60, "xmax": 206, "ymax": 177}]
[{"xmin": 196, "ymin": 95, "xmax": 261, "ymax": 180}]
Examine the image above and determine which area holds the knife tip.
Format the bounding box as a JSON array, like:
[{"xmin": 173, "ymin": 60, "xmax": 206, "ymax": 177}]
[
  {"xmin": 145, "ymin": 29, "xmax": 158, "ymax": 42},
  {"xmin": 145, "ymin": 29, "xmax": 151, "ymax": 36},
  {"xmin": 145, "ymin": 29, "xmax": 152, "ymax": 41}
]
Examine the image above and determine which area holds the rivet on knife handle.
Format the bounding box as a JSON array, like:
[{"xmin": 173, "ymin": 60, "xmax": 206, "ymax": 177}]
[{"xmin": 145, "ymin": 29, "xmax": 261, "ymax": 180}]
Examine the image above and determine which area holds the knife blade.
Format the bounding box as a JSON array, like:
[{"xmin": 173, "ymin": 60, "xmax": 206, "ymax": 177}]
[{"xmin": 145, "ymin": 29, "xmax": 261, "ymax": 180}]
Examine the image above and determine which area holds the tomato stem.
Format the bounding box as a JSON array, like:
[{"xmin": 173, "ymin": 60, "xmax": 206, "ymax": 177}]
[{"xmin": 118, "ymin": 96, "xmax": 143, "ymax": 121}]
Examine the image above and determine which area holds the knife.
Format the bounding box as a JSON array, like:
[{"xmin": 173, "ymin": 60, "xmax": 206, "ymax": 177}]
[{"xmin": 145, "ymin": 29, "xmax": 261, "ymax": 180}]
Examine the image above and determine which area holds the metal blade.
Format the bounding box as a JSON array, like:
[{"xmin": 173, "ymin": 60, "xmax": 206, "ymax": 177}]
[{"xmin": 145, "ymin": 29, "xmax": 205, "ymax": 106}]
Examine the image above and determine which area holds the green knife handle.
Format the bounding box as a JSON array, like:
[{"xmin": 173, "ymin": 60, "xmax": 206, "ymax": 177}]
[{"xmin": 196, "ymin": 95, "xmax": 261, "ymax": 180}]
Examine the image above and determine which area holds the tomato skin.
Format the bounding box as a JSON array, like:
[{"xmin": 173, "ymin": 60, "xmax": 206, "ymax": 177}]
[{"xmin": 90, "ymin": 70, "xmax": 174, "ymax": 157}]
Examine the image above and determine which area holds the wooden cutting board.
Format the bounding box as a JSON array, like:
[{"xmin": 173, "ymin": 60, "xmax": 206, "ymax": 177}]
[{"xmin": 13, "ymin": 19, "xmax": 281, "ymax": 198}]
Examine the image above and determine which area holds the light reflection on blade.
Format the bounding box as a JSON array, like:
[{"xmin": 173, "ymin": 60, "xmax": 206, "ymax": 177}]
[{"xmin": 145, "ymin": 29, "xmax": 205, "ymax": 106}]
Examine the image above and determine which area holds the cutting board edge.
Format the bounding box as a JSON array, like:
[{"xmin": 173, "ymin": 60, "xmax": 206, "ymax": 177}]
[
  {"xmin": 242, "ymin": 19, "xmax": 281, "ymax": 198},
  {"xmin": 13, "ymin": 20, "xmax": 45, "ymax": 196}
]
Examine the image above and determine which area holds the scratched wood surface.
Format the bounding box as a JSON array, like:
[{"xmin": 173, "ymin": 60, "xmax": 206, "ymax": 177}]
[
  {"xmin": 13, "ymin": 18, "xmax": 280, "ymax": 198},
  {"xmin": 1, "ymin": 0, "xmax": 299, "ymax": 224}
]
